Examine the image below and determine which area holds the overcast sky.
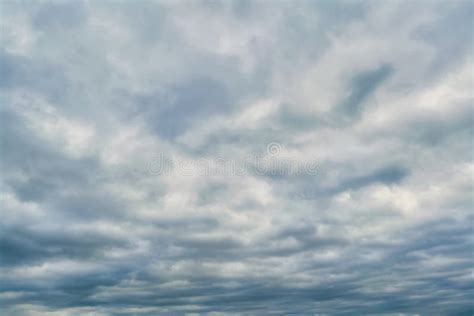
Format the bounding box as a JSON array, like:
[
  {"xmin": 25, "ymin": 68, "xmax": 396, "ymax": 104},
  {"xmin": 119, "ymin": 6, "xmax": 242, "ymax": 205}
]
[{"xmin": 0, "ymin": 0, "xmax": 473, "ymax": 315}]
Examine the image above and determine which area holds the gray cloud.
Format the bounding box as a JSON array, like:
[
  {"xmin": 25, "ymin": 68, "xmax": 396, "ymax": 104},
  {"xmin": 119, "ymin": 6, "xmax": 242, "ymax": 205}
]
[{"xmin": 0, "ymin": 0, "xmax": 472, "ymax": 315}]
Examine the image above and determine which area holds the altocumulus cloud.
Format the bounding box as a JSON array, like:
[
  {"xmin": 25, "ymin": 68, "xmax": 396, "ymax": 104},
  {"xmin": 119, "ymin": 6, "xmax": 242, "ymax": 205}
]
[{"xmin": 0, "ymin": 0, "xmax": 473, "ymax": 315}]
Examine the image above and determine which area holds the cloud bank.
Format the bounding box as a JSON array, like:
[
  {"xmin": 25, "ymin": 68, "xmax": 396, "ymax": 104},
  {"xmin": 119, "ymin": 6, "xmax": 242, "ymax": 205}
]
[{"xmin": 0, "ymin": 0, "xmax": 473, "ymax": 315}]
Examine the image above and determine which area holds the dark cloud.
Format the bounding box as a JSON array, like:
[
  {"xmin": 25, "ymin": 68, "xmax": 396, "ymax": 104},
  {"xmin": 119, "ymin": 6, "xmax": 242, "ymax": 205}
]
[
  {"xmin": 31, "ymin": 1, "xmax": 87, "ymax": 30},
  {"xmin": 338, "ymin": 64, "xmax": 393, "ymax": 120},
  {"xmin": 0, "ymin": 51, "xmax": 70, "ymax": 102},
  {"xmin": 0, "ymin": 224, "xmax": 131, "ymax": 267},
  {"xmin": 141, "ymin": 77, "xmax": 233, "ymax": 139}
]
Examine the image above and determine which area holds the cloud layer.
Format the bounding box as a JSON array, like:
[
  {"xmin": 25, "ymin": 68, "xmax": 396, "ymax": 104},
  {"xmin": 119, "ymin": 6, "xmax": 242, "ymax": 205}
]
[{"xmin": 1, "ymin": 1, "xmax": 473, "ymax": 315}]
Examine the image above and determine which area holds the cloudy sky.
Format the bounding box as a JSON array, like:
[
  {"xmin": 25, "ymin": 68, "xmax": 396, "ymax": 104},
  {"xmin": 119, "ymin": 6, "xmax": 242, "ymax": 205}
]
[{"xmin": 0, "ymin": 0, "xmax": 473, "ymax": 315}]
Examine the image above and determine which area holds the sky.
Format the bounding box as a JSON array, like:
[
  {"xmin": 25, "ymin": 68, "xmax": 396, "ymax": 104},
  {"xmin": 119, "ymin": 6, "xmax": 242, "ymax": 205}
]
[{"xmin": 0, "ymin": 0, "xmax": 473, "ymax": 315}]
